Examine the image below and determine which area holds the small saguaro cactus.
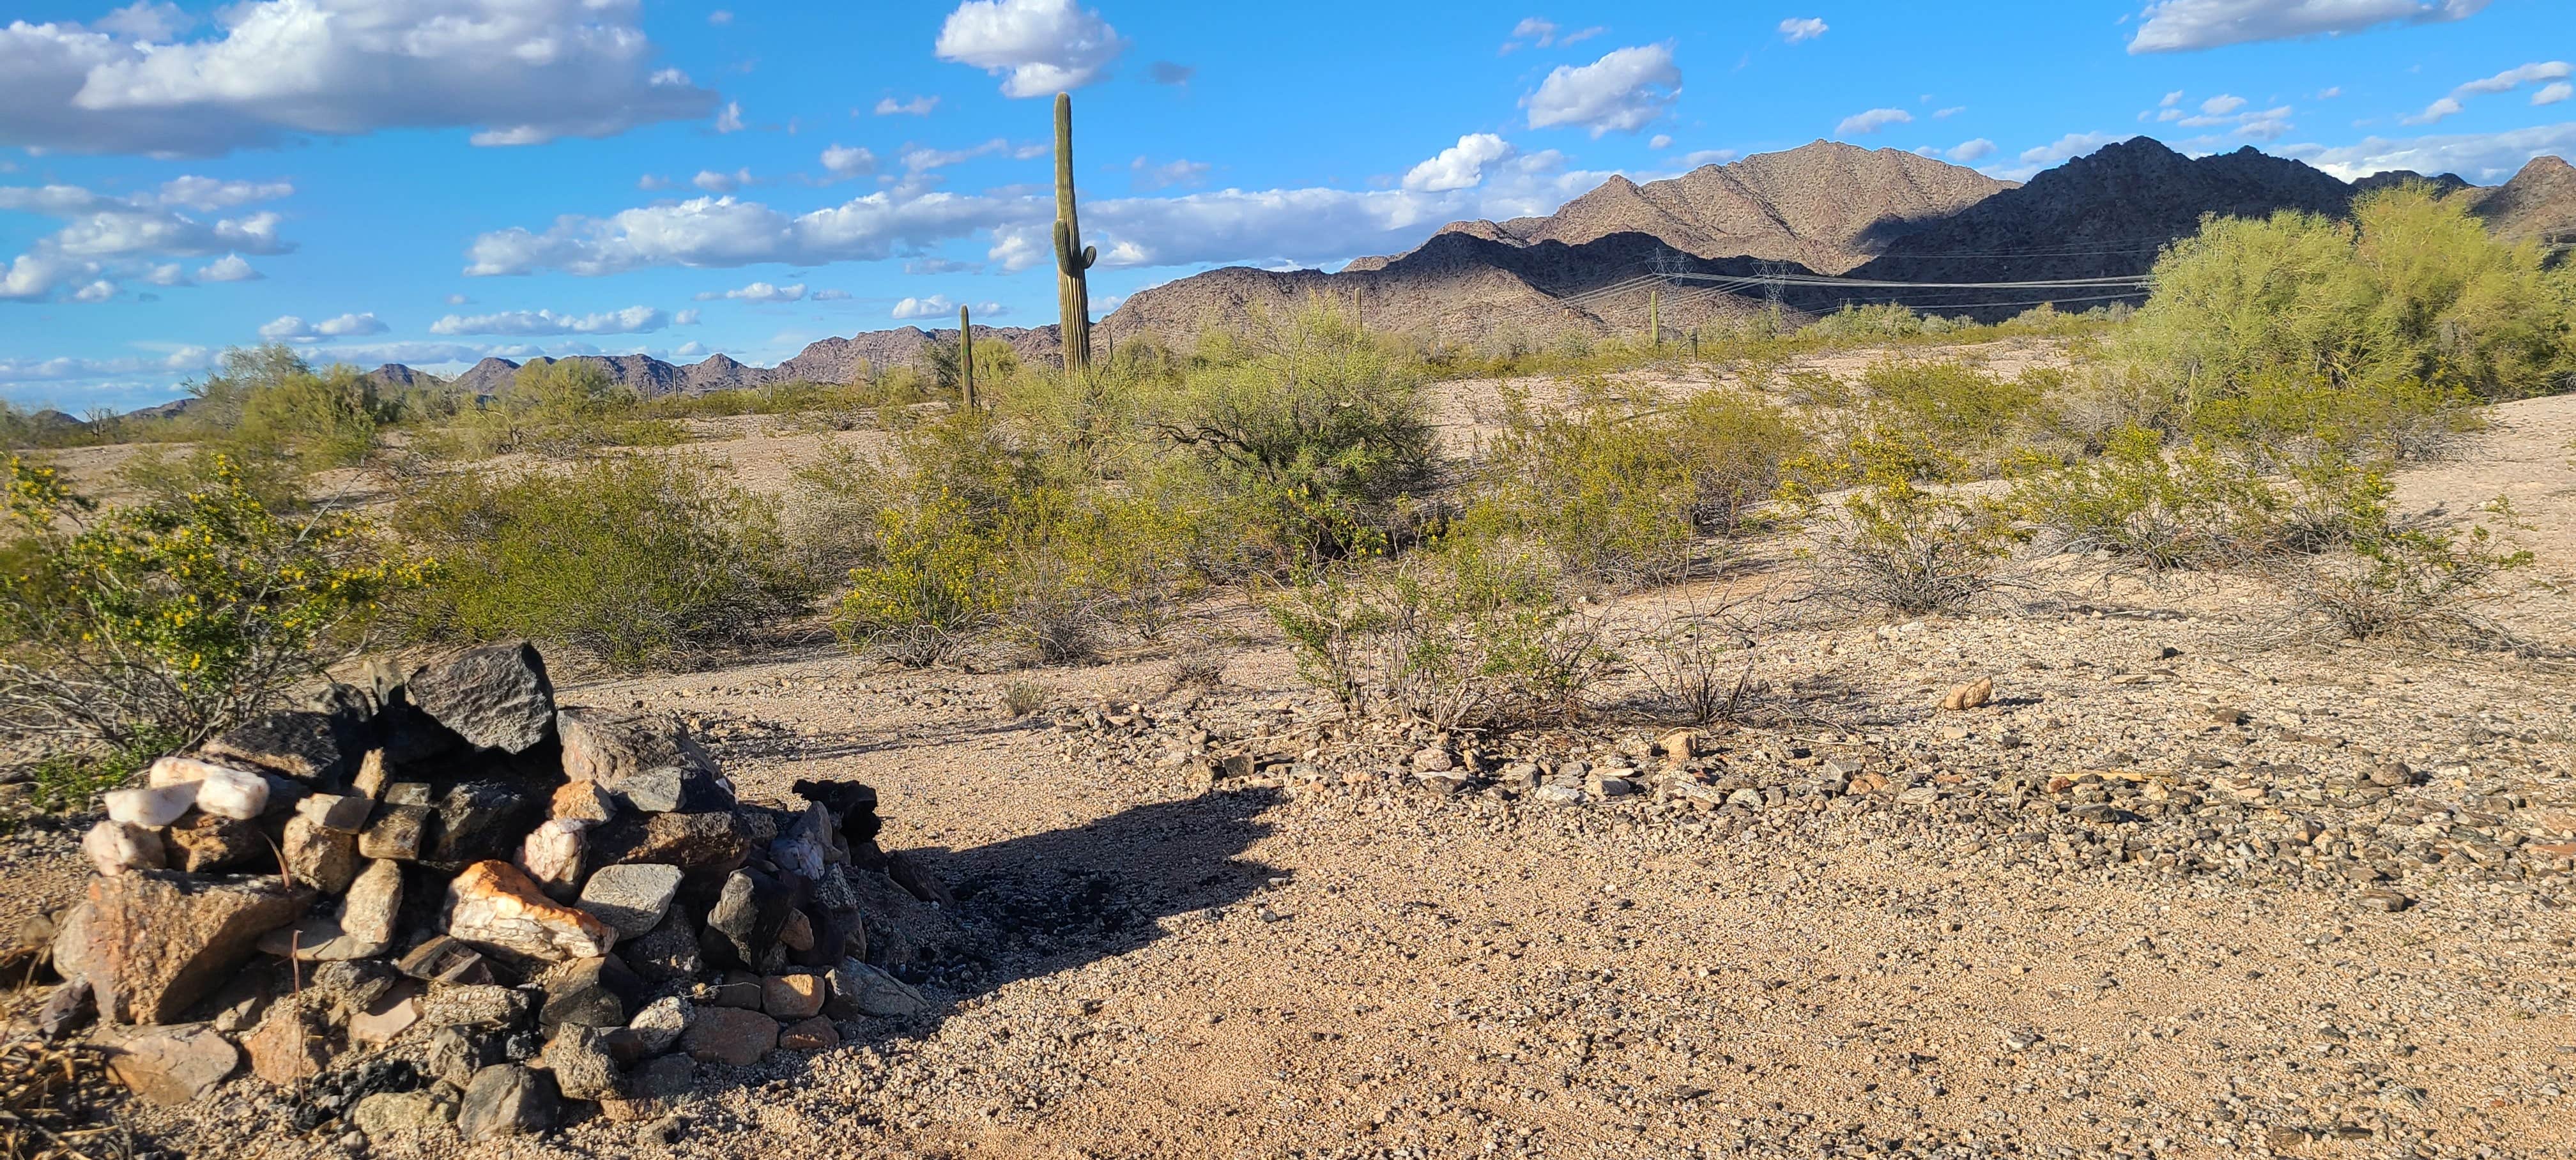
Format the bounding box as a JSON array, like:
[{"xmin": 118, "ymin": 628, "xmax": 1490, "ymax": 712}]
[
  {"xmin": 1054, "ymin": 91, "xmax": 1097, "ymax": 374},
  {"xmin": 958, "ymin": 303, "xmax": 976, "ymax": 410}
]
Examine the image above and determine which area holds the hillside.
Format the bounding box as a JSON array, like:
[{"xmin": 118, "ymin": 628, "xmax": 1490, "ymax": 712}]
[
  {"xmin": 1840, "ymin": 139, "xmax": 2357, "ymax": 314},
  {"xmin": 2464, "ymin": 154, "xmax": 2576, "ymax": 244},
  {"xmin": 1376, "ymin": 141, "xmax": 2014, "ymax": 275}
]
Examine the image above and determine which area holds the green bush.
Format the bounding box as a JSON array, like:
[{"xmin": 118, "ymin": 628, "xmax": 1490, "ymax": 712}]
[
  {"xmin": 2119, "ymin": 185, "xmax": 2576, "ymax": 408},
  {"xmin": 834, "ymin": 494, "xmax": 1009, "ymax": 667},
  {"xmin": 2014, "ymin": 425, "xmax": 2279, "ymax": 572},
  {"xmin": 1462, "ymin": 382, "xmax": 1804, "ymax": 586},
  {"xmin": 1802, "ymin": 459, "xmax": 2027, "ymax": 616},
  {"xmin": 2273, "ymin": 501, "xmax": 2532, "ymax": 645},
  {"xmin": 1268, "ymin": 535, "xmax": 1613, "ymax": 728},
  {"xmin": 1157, "ymin": 303, "xmax": 1436, "ymax": 567},
  {"xmin": 401, "ymin": 454, "xmax": 807, "ymax": 667},
  {"xmin": 0, "ymin": 452, "xmax": 420, "ymax": 750}
]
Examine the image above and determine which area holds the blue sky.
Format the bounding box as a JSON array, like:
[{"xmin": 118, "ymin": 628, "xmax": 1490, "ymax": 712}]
[{"xmin": 3, "ymin": 0, "xmax": 2571, "ymax": 410}]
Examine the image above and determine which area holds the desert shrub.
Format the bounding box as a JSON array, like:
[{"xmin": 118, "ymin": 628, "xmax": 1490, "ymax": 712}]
[
  {"xmin": 2271, "ymin": 502, "xmax": 2531, "ymax": 645},
  {"xmin": 834, "ymin": 495, "xmax": 1009, "ymax": 668},
  {"xmin": 2120, "ymin": 185, "xmax": 2576, "ymax": 407},
  {"xmin": 1464, "ymin": 383, "xmax": 1804, "ymax": 586},
  {"xmin": 1848, "ymin": 359, "xmax": 2062, "ymax": 477},
  {"xmin": 1158, "ymin": 303, "xmax": 1436, "ymax": 567},
  {"xmin": 2184, "ymin": 369, "xmax": 2479, "ymax": 466},
  {"xmin": 0, "ymin": 453, "xmax": 421, "ymax": 751},
  {"xmin": 1465, "ymin": 382, "xmax": 1698, "ymax": 586},
  {"xmin": 232, "ymin": 363, "xmax": 387, "ymax": 468},
  {"xmin": 1269, "ymin": 536, "xmax": 1614, "ymax": 728},
  {"xmin": 1627, "ymin": 599, "xmax": 1759, "ymax": 726},
  {"xmin": 1805, "ymin": 302, "xmax": 1962, "ymax": 339},
  {"xmin": 402, "ymin": 455, "xmax": 806, "ymax": 668},
  {"xmin": 1000, "ymin": 680, "xmax": 1051, "ymax": 717},
  {"xmin": 1795, "ymin": 448, "xmax": 2027, "ymax": 615},
  {"xmin": 2015, "ymin": 425, "xmax": 2279, "ymax": 572}
]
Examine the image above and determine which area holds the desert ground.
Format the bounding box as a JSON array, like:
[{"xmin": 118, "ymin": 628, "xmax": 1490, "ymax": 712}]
[{"xmin": 12, "ymin": 349, "xmax": 2576, "ymax": 1160}]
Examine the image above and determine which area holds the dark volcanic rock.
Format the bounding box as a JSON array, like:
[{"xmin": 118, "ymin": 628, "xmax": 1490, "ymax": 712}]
[
  {"xmin": 406, "ymin": 642, "xmax": 555, "ymax": 754},
  {"xmin": 201, "ymin": 710, "xmax": 360, "ymax": 782}
]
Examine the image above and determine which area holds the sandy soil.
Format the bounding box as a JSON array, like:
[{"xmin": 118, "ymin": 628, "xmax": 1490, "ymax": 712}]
[{"xmin": 18, "ymin": 356, "xmax": 2576, "ymax": 1160}]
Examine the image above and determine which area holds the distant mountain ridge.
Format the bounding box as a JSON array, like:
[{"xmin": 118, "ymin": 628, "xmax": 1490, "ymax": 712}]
[{"xmin": 250, "ymin": 137, "xmax": 2576, "ymax": 406}]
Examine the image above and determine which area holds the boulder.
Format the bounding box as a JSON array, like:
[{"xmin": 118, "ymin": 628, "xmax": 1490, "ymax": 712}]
[
  {"xmin": 829, "ymin": 959, "xmax": 926, "ymax": 1019},
  {"xmin": 598, "ymin": 1054, "xmax": 693, "ymax": 1124},
  {"xmin": 82, "ymin": 821, "xmax": 165, "ymax": 877},
  {"xmin": 425, "ymin": 1024, "xmax": 498, "ymax": 1088},
  {"xmin": 243, "ymin": 1003, "xmax": 332, "ymax": 1086},
  {"xmin": 444, "ymin": 860, "xmax": 615, "ymax": 964},
  {"xmin": 540, "ymin": 1025, "xmax": 622, "ymax": 1101},
  {"xmin": 356, "ymin": 804, "xmax": 431, "ymax": 860},
  {"xmin": 516, "ymin": 818, "xmax": 588, "ymax": 899},
  {"xmin": 408, "ymin": 643, "xmax": 556, "ymax": 755},
  {"xmin": 550, "ymin": 780, "xmax": 616, "ymax": 824},
  {"xmin": 762, "ymin": 973, "xmax": 825, "ymax": 1019},
  {"xmin": 164, "ymin": 812, "xmax": 266, "ymax": 874},
  {"xmin": 295, "ymin": 793, "xmax": 374, "ymax": 834},
  {"xmin": 617, "ymin": 908, "xmax": 705, "ymax": 986},
  {"xmin": 778, "ymin": 1015, "xmax": 839, "ymax": 1051},
  {"xmin": 578, "ymin": 864, "xmax": 684, "ymax": 939},
  {"xmin": 681, "ymin": 1006, "xmax": 778, "ymax": 1067},
  {"xmin": 103, "ymin": 1024, "xmax": 239, "ymax": 1105},
  {"xmin": 427, "ymin": 780, "xmax": 543, "ymax": 871},
  {"xmin": 557, "ymin": 708, "xmax": 722, "ymax": 809},
  {"xmin": 104, "ymin": 784, "xmax": 195, "ymax": 828},
  {"xmin": 625, "ymin": 995, "xmax": 693, "ymax": 1056},
  {"xmin": 73, "ymin": 871, "xmax": 312, "ymax": 1025},
  {"xmin": 341, "ymin": 858, "xmax": 404, "ymax": 946},
  {"xmin": 538, "ymin": 956, "xmax": 638, "ymax": 1030},
  {"xmin": 282, "ymin": 816, "xmax": 359, "ymax": 894},
  {"xmin": 588, "ymin": 809, "xmax": 749, "ymax": 872},
  {"xmin": 350, "ymin": 1089, "xmax": 457, "ymax": 1139},
  {"xmin": 190, "ymin": 766, "xmax": 270, "ymax": 820},
  {"xmin": 419, "ymin": 982, "xmax": 534, "ymax": 1031},
  {"xmin": 257, "ymin": 914, "xmax": 385, "ymax": 961},
  {"xmin": 708, "ymin": 869, "xmax": 797, "ymax": 973},
  {"xmin": 201, "ymin": 710, "xmax": 355, "ymax": 782},
  {"xmin": 457, "ymin": 1064, "xmax": 558, "ymax": 1142},
  {"xmin": 348, "ymin": 988, "xmax": 422, "ymax": 1046}
]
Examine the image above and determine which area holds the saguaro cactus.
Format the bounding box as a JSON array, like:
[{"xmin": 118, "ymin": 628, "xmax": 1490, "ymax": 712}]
[
  {"xmin": 958, "ymin": 303, "xmax": 976, "ymax": 410},
  {"xmin": 1053, "ymin": 91, "xmax": 1096, "ymax": 374}
]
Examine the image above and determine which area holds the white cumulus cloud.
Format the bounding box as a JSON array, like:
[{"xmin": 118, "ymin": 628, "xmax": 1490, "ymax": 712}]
[
  {"xmin": 1947, "ymin": 138, "xmax": 1997, "ymax": 162},
  {"xmin": 875, "ymin": 95, "xmax": 940, "ymax": 116},
  {"xmin": 2129, "ymin": 0, "xmax": 2490, "ymax": 54},
  {"xmin": 1778, "ymin": 17, "xmax": 1828, "ymax": 43},
  {"xmin": 693, "ymin": 169, "xmax": 753, "ymax": 193},
  {"xmin": 1837, "ymin": 108, "xmax": 1913, "ymax": 136},
  {"xmin": 2278, "ymin": 121, "xmax": 2576, "ymax": 181},
  {"xmin": 0, "ymin": 0, "xmax": 717, "ymax": 156},
  {"xmin": 428, "ymin": 305, "xmax": 670, "ymax": 336},
  {"xmin": 693, "ymin": 281, "xmax": 809, "ymax": 303},
  {"xmin": 260, "ymin": 312, "xmax": 387, "ymax": 341},
  {"xmin": 821, "ymin": 145, "xmax": 878, "ymax": 178},
  {"xmin": 2407, "ymin": 60, "xmax": 2571, "ymax": 123},
  {"xmin": 196, "ymin": 254, "xmax": 260, "ymax": 282},
  {"xmin": 891, "ymin": 294, "xmax": 958, "ymax": 320},
  {"xmin": 2537, "ymin": 82, "xmax": 2575, "ymax": 107},
  {"xmin": 935, "ymin": 0, "xmax": 1127, "ymax": 98},
  {"xmin": 1402, "ymin": 134, "xmax": 1515, "ymax": 192},
  {"xmin": 1524, "ymin": 45, "xmax": 1682, "ymax": 137},
  {"xmin": 0, "ymin": 179, "xmax": 291, "ymax": 301}
]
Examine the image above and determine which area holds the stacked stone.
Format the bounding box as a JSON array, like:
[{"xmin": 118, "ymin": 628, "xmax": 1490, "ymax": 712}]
[{"xmin": 45, "ymin": 641, "xmax": 929, "ymax": 1140}]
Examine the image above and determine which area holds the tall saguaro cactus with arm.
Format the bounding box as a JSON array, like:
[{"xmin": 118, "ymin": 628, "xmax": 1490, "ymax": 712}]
[{"xmin": 1053, "ymin": 91, "xmax": 1096, "ymax": 374}]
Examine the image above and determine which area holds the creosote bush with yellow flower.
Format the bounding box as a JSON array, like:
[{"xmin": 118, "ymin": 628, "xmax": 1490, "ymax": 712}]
[{"xmin": 0, "ymin": 452, "xmax": 427, "ymax": 770}]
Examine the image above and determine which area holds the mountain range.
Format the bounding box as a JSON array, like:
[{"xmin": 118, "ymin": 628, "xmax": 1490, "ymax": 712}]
[{"xmin": 342, "ymin": 137, "xmax": 2574, "ymax": 398}]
